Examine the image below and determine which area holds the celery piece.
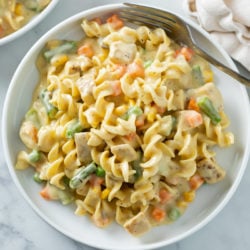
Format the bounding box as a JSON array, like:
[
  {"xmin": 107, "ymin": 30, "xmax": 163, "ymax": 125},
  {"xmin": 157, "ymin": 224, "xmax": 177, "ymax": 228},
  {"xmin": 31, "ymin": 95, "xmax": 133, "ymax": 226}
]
[
  {"xmin": 192, "ymin": 65, "xmax": 204, "ymax": 86},
  {"xmin": 43, "ymin": 41, "xmax": 77, "ymax": 61},
  {"xmin": 69, "ymin": 162, "xmax": 97, "ymax": 189},
  {"xmin": 122, "ymin": 106, "xmax": 143, "ymax": 120},
  {"xmin": 28, "ymin": 149, "xmax": 41, "ymax": 163},
  {"xmin": 39, "ymin": 89, "xmax": 58, "ymax": 119},
  {"xmin": 66, "ymin": 120, "xmax": 84, "ymax": 139},
  {"xmin": 197, "ymin": 96, "xmax": 221, "ymax": 125}
]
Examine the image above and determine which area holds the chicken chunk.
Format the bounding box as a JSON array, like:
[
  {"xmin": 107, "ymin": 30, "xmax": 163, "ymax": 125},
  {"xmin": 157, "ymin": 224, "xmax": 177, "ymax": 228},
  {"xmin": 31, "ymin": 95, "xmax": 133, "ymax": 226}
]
[
  {"xmin": 187, "ymin": 82, "xmax": 224, "ymax": 111},
  {"xmin": 74, "ymin": 132, "xmax": 92, "ymax": 165},
  {"xmin": 124, "ymin": 211, "xmax": 151, "ymax": 236},
  {"xmin": 76, "ymin": 69, "xmax": 96, "ymax": 105},
  {"xmin": 111, "ymin": 144, "xmax": 137, "ymax": 162},
  {"xmin": 109, "ymin": 41, "xmax": 136, "ymax": 64},
  {"xmin": 197, "ymin": 158, "xmax": 225, "ymax": 184}
]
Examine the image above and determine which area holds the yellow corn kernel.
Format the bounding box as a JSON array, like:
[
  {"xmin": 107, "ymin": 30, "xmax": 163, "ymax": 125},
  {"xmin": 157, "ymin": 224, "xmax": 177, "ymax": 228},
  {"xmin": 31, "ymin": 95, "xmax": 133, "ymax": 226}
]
[
  {"xmin": 15, "ymin": 3, "xmax": 24, "ymax": 16},
  {"xmin": 203, "ymin": 69, "xmax": 214, "ymax": 83},
  {"xmin": 129, "ymin": 99, "xmax": 136, "ymax": 106},
  {"xmin": 114, "ymin": 105, "xmax": 128, "ymax": 116},
  {"xmin": 98, "ymin": 48, "xmax": 109, "ymax": 61},
  {"xmin": 147, "ymin": 107, "xmax": 157, "ymax": 123},
  {"xmin": 92, "ymin": 186, "xmax": 101, "ymax": 194},
  {"xmin": 183, "ymin": 191, "xmax": 196, "ymax": 202},
  {"xmin": 176, "ymin": 200, "xmax": 188, "ymax": 208},
  {"xmin": 51, "ymin": 54, "xmax": 69, "ymax": 67},
  {"xmin": 101, "ymin": 188, "xmax": 110, "ymax": 199}
]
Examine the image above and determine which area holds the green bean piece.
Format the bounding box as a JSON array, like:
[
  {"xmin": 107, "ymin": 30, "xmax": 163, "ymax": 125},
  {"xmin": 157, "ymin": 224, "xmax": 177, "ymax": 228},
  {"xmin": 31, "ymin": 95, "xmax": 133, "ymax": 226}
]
[
  {"xmin": 66, "ymin": 120, "xmax": 84, "ymax": 139},
  {"xmin": 95, "ymin": 166, "xmax": 105, "ymax": 177},
  {"xmin": 197, "ymin": 96, "xmax": 221, "ymax": 125},
  {"xmin": 69, "ymin": 162, "xmax": 97, "ymax": 189},
  {"xmin": 39, "ymin": 89, "xmax": 58, "ymax": 119},
  {"xmin": 132, "ymin": 151, "xmax": 143, "ymax": 181},
  {"xmin": 192, "ymin": 65, "xmax": 204, "ymax": 86},
  {"xmin": 28, "ymin": 149, "xmax": 41, "ymax": 163},
  {"xmin": 168, "ymin": 207, "xmax": 181, "ymax": 221},
  {"xmin": 33, "ymin": 172, "xmax": 43, "ymax": 183},
  {"xmin": 122, "ymin": 106, "xmax": 143, "ymax": 120},
  {"xmin": 44, "ymin": 41, "xmax": 77, "ymax": 61}
]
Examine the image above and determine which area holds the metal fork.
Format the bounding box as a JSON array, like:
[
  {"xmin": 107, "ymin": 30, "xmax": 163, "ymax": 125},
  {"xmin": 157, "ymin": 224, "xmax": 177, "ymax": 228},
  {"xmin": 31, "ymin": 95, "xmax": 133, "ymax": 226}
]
[{"xmin": 121, "ymin": 3, "xmax": 250, "ymax": 86}]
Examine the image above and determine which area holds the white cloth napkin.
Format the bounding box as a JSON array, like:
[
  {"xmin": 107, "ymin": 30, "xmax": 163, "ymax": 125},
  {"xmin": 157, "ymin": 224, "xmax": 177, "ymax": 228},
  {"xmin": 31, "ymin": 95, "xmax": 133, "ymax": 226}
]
[{"xmin": 183, "ymin": 0, "xmax": 250, "ymax": 71}]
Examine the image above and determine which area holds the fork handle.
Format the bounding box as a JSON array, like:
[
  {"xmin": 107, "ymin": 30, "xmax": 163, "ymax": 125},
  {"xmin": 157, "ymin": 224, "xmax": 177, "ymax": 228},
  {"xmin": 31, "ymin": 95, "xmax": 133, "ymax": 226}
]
[{"xmin": 193, "ymin": 46, "xmax": 250, "ymax": 86}]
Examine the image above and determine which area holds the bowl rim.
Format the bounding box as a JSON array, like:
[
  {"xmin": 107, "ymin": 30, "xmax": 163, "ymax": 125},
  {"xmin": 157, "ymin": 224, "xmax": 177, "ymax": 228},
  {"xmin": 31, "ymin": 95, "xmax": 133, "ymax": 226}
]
[
  {"xmin": 0, "ymin": 0, "xmax": 59, "ymax": 46},
  {"xmin": 2, "ymin": 3, "xmax": 250, "ymax": 250}
]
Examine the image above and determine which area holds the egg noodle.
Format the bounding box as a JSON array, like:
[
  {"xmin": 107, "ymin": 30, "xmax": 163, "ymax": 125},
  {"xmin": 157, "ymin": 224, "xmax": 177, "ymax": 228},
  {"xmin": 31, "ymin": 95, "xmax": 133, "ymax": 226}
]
[
  {"xmin": 16, "ymin": 14, "xmax": 234, "ymax": 236},
  {"xmin": 0, "ymin": 0, "xmax": 51, "ymax": 38}
]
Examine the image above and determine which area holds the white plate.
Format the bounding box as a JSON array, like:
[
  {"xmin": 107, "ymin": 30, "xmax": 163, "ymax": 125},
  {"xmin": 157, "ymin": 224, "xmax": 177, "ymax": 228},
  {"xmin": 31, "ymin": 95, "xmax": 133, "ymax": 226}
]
[
  {"xmin": 2, "ymin": 4, "xmax": 250, "ymax": 250},
  {"xmin": 0, "ymin": 0, "xmax": 59, "ymax": 46}
]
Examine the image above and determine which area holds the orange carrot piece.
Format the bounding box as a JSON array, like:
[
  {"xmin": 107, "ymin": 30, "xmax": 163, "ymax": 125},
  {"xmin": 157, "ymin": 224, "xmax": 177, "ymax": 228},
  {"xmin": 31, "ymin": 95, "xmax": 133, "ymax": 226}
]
[
  {"xmin": 111, "ymin": 81, "xmax": 122, "ymax": 96},
  {"xmin": 77, "ymin": 44, "xmax": 94, "ymax": 58},
  {"xmin": 124, "ymin": 132, "xmax": 136, "ymax": 141},
  {"xmin": 189, "ymin": 174, "xmax": 204, "ymax": 190},
  {"xmin": 135, "ymin": 114, "xmax": 145, "ymax": 127},
  {"xmin": 159, "ymin": 188, "xmax": 172, "ymax": 204},
  {"xmin": 127, "ymin": 61, "xmax": 145, "ymax": 78},
  {"xmin": 40, "ymin": 186, "xmax": 51, "ymax": 200},
  {"xmin": 176, "ymin": 47, "xmax": 194, "ymax": 62},
  {"xmin": 152, "ymin": 207, "xmax": 166, "ymax": 222},
  {"xmin": 187, "ymin": 98, "xmax": 200, "ymax": 112},
  {"xmin": 185, "ymin": 111, "xmax": 203, "ymax": 128},
  {"xmin": 106, "ymin": 14, "xmax": 124, "ymax": 29},
  {"xmin": 92, "ymin": 17, "xmax": 102, "ymax": 25},
  {"xmin": 89, "ymin": 175, "xmax": 105, "ymax": 187}
]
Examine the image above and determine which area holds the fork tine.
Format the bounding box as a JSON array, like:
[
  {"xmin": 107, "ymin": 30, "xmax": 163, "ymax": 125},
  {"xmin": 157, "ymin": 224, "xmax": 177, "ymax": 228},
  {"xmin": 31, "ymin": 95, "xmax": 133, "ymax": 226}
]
[
  {"xmin": 123, "ymin": 3, "xmax": 182, "ymax": 25},
  {"xmin": 119, "ymin": 11, "xmax": 174, "ymax": 33}
]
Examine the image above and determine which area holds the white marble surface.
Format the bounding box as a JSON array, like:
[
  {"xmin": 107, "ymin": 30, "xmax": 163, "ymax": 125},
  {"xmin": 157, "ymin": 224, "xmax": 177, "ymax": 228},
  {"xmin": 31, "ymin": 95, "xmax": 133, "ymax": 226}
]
[{"xmin": 0, "ymin": 0, "xmax": 250, "ymax": 250}]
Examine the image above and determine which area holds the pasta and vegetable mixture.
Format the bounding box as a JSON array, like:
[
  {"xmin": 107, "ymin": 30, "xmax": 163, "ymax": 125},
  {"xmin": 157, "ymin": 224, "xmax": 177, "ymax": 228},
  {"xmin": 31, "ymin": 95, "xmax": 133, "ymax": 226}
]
[
  {"xmin": 0, "ymin": 0, "xmax": 51, "ymax": 38},
  {"xmin": 16, "ymin": 14, "xmax": 234, "ymax": 236}
]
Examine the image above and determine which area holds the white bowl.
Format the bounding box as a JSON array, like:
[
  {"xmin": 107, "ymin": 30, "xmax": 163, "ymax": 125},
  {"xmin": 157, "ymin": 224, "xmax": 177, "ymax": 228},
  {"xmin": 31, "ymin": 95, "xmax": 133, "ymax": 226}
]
[
  {"xmin": 0, "ymin": 0, "xmax": 59, "ymax": 46},
  {"xmin": 2, "ymin": 4, "xmax": 250, "ymax": 250}
]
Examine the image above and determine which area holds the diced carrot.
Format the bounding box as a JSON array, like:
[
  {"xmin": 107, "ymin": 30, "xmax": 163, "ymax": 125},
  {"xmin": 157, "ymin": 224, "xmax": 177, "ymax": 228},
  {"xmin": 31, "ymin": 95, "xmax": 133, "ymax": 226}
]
[
  {"xmin": 185, "ymin": 110, "xmax": 203, "ymax": 128},
  {"xmin": 40, "ymin": 186, "xmax": 51, "ymax": 200},
  {"xmin": 175, "ymin": 47, "xmax": 194, "ymax": 62},
  {"xmin": 159, "ymin": 188, "xmax": 172, "ymax": 204},
  {"xmin": 106, "ymin": 14, "xmax": 124, "ymax": 29},
  {"xmin": 127, "ymin": 61, "xmax": 145, "ymax": 78},
  {"xmin": 111, "ymin": 81, "xmax": 122, "ymax": 96},
  {"xmin": 135, "ymin": 114, "xmax": 145, "ymax": 127},
  {"xmin": 189, "ymin": 174, "xmax": 204, "ymax": 190},
  {"xmin": 77, "ymin": 44, "xmax": 94, "ymax": 58},
  {"xmin": 112, "ymin": 64, "xmax": 127, "ymax": 78},
  {"xmin": 152, "ymin": 207, "xmax": 166, "ymax": 222},
  {"xmin": 187, "ymin": 97, "xmax": 200, "ymax": 112},
  {"xmin": 124, "ymin": 132, "xmax": 136, "ymax": 141},
  {"xmin": 89, "ymin": 174, "xmax": 105, "ymax": 187},
  {"xmin": 92, "ymin": 17, "xmax": 102, "ymax": 25},
  {"xmin": 153, "ymin": 103, "xmax": 166, "ymax": 114}
]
